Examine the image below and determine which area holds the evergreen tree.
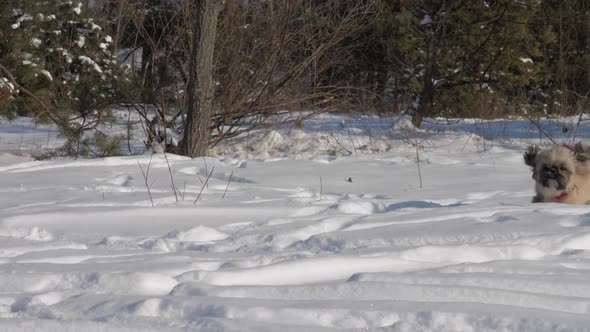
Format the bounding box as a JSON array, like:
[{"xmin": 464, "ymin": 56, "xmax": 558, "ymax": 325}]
[
  {"xmin": 0, "ymin": 0, "xmax": 130, "ymax": 156},
  {"xmin": 379, "ymin": 0, "xmax": 543, "ymax": 125},
  {"xmin": 532, "ymin": 0, "xmax": 590, "ymax": 115}
]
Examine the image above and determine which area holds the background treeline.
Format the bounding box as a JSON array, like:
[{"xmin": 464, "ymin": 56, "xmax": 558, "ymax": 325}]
[{"xmin": 0, "ymin": 0, "xmax": 589, "ymax": 157}]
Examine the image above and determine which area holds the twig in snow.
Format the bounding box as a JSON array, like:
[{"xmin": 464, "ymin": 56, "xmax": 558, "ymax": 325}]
[
  {"xmin": 164, "ymin": 152, "xmax": 179, "ymax": 202},
  {"xmin": 194, "ymin": 166, "xmax": 215, "ymax": 204},
  {"xmin": 319, "ymin": 176, "xmax": 323, "ymax": 201},
  {"xmin": 415, "ymin": 146, "xmax": 423, "ymax": 189},
  {"xmin": 327, "ymin": 131, "xmax": 353, "ymax": 156},
  {"xmin": 522, "ymin": 111, "xmax": 558, "ymax": 146},
  {"xmin": 180, "ymin": 181, "xmax": 187, "ymax": 201},
  {"xmin": 138, "ymin": 153, "xmax": 155, "ymax": 207},
  {"xmin": 346, "ymin": 127, "xmax": 358, "ymax": 155},
  {"xmin": 413, "ymin": 126, "xmax": 423, "ymax": 189},
  {"xmin": 126, "ymin": 109, "xmax": 133, "ymax": 154},
  {"xmin": 203, "ymin": 157, "xmax": 209, "ymax": 188},
  {"xmin": 460, "ymin": 134, "xmax": 474, "ymax": 152},
  {"xmin": 196, "ymin": 171, "xmax": 204, "ymax": 185},
  {"xmin": 222, "ymin": 170, "xmax": 233, "ymax": 199}
]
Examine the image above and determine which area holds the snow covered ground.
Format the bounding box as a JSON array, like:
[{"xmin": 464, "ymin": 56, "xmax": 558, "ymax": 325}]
[{"xmin": 1, "ymin": 114, "xmax": 590, "ymax": 331}]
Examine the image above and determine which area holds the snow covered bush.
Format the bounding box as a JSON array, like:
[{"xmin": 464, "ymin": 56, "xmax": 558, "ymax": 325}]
[{"xmin": 0, "ymin": 1, "xmax": 131, "ymax": 156}]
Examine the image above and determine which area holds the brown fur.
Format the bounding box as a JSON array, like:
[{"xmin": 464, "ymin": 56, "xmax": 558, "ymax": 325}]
[{"xmin": 524, "ymin": 144, "xmax": 590, "ymax": 204}]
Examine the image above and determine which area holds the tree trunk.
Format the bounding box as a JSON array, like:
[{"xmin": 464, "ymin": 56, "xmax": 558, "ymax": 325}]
[
  {"xmin": 393, "ymin": 78, "xmax": 400, "ymax": 114},
  {"xmin": 182, "ymin": 0, "xmax": 219, "ymax": 157},
  {"xmin": 412, "ymin": 24, "xmax": 435, "ymax": 128}
]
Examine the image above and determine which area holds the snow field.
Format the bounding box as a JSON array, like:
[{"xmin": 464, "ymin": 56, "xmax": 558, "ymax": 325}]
[{"xmin": 1, "ymin": 114, "xmax": 590, "ymax": 330}]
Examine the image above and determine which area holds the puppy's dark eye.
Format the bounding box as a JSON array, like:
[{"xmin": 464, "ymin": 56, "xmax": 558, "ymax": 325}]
[{"xmin": 560, "ymin": 166, "xmax": 566, "ymax": 171}]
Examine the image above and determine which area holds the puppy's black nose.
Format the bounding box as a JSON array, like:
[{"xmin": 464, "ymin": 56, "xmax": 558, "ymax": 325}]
[{"xmin": 546, "ymin": 167, "xmax": 558, "ymax": 177}]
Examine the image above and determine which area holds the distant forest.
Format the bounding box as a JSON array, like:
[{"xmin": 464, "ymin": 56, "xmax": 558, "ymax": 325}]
[{"xmin": 0, "ymin": 1, "xmax": 589, "ymax": 156}]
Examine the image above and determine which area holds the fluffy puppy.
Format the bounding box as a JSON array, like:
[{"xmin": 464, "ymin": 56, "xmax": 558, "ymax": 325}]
[{"xmin": 524, "ymin": 143, "xmax": 590, "ymax": 204}]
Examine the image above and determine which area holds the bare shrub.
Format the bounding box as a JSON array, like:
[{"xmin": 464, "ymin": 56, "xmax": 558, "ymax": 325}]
[{"xmin": 109, "ymin": 0, "xmax": 381, "ymax": 153}]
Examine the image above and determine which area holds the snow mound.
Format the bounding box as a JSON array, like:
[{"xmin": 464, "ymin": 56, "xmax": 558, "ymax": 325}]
[
  {"xmin": 104, "ymin": 174, "xmax": 132, "ymax": 186},
  {"xmin": 0, "ymin": 226, "xmax": 54, "ymax": 241},
  {"xmin": 165, "ymin": 226, "xmax": 229, "ymax": 243},
  {"xmin": 392, "ymin": 116, "xmax": 416, "ymax": 131},
  {"xmin": 335, "ymin": 200, "xmax": 381, "ymax": 215},
  {"xmin": 95, "ymin": 272, "xmax": 178, "ymax": 295},
  {"xmin": 400, "ymin": 245, "xmax": 546, "ymax": 263}
]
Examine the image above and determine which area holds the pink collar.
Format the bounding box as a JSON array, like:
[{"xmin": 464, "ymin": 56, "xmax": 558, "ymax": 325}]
[{"xmin": 554, "ymin": 191, "xmax": 568, "ymax": 201}]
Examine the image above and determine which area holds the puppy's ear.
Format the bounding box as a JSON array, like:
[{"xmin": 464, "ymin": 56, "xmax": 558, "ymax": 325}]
[
  {"xmin": 524, "ymin": 145, "xmax": 539, "ymax": 168},
  {"xmin": 574, "ymin": 142, "xmax": 590, "ymax": 162}
]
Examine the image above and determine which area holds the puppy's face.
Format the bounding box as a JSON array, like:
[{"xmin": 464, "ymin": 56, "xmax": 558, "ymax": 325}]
[
  {"xmin": 524, "ymin": 144, "xmax": 590, "ymax": 203},
  {"xmin": 527, "ymin": 146, "xmax": 576, "ymax": 192}
]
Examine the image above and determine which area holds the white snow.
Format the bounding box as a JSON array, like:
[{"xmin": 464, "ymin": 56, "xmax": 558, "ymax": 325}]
[
  {"xmin": 72, "ymin": 2, "xmax": 83, "ymax": 15},
  {"xmin": 39, "ymin": 70, "xmax": 53, "ymax": 81},
  {"xmin": 78, "ymin": 55, "xmax": 102, "ymax": 73},
  {"xmin": 0, "ymin": 78, "xmax": 16, "ymax": 93},
  {"xmin": 1, "ymin": 113, "xmax": 590, "ymax": 330},
  {"xmin": 421, "ymin": 14, "xmax": 432, "ymax": 26},
  {"xmin": 11, "ymin": 13, "xmax": 33, "ymax": 29},
  {"xmin": 90, "ymin": 23, "xmax": 102, "ymax": 32},
  {"xmin": 30, "ymin": 38, "xmax": 42, "ymax": 48},
  {"xmin": 76, "ymin": 35, "xmax": 85, "ymax": 48}
]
